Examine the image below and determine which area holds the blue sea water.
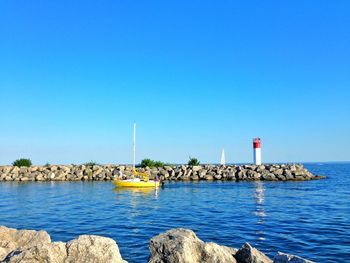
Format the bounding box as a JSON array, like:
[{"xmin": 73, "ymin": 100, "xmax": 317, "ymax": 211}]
[{"xmin": 0, "ymin": 163, "xmax": 349, "ymax": 262}]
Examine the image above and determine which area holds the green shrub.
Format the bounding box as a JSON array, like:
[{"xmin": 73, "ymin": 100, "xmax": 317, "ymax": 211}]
[
  {"xmin": 140, "ymin": 159, "xmax": 154, "ymax": 167},
  {"xmin": 188, "ymin": 157, "xmax": 200, "ymax": 166},
  {"xmin": 140, "ymin": 159, "xmax": 165, "ymax": 168},
  {"xmin": 84, "ymin": 161, "xmax": 98, "ymax": 166},
  {"xmin": 13, "ymin": 158, "xmax": 32, "ymax": 167},
  {"xmin": 153, "ymin": 161, "xmax": 165, "ymax": 167}
]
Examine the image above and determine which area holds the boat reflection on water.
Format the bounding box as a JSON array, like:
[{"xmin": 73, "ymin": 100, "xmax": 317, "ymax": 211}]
[
  {"xmin": 110, "ymin": 187, "xmax": 159, "ymax": 227},
  {"xmin": 254, "ymin": 182, "xmax": 266, "ymax": 242},
  {"xmin": 113, "ymin": 186, "xmax": 159, "ymax": 198}
]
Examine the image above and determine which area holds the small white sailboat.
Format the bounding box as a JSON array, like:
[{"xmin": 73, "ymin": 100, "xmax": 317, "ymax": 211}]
[
  {"xmin": 113, "ymin": 123, "xmax": 160, "ymax": 188},
  {"xmin": 220, "ymin": 148, "xmax": 226, "ymax": 165}
]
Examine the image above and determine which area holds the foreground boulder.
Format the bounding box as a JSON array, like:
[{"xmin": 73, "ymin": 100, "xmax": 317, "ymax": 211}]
[
  {"xmin": 0, "ymin": 226, "xmax": 51, "ymax": 261},
  {"xmin": 148, "ymin": 228, "xmax": 237, "ymax": 263},
  {"xmin": 0, "ymin": 226, "xmax": 126, "ymax": 263},
  {"xmin": 4, "ymin": 242, "xmax": 67, "ymax": 263},
  {"xmin": 66, "ymin": 235, "xmax": 125, "ymax": 263}
]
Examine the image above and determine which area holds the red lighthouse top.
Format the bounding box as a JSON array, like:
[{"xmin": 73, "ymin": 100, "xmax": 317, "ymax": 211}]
[{"xmin": 253, "ymin": 138, "xmax": 261, "ymax": 148}]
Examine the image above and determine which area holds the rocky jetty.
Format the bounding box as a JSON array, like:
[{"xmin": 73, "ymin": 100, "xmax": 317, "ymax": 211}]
[
  {"xmin": 0, "ymin": 164, "xmax": 324, "ymax": 182},
  {"xmin": 0, "ymin": 226, "xmax": 315, "ymax": 263}
]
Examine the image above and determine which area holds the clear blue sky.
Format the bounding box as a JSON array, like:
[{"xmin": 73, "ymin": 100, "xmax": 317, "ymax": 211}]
[{"xmin": 0, "ymin": 0, "xmax": 349, "ymax": 165}]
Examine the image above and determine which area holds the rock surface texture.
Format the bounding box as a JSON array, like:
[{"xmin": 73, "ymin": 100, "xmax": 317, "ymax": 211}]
[
  {"xmin": 148, "ymin": 228, "xmax": 316, "ymax": 263},
  {"xmin": 148, "ymin": 228, "xmax": 237, "ymax": 263},
  {"xmin": 0, "ymin": 226, "xmax": 126, "ymax": 263},
  {"xmin": 0, "ymin": 164, "xmax": 325, "ymax": 182}
]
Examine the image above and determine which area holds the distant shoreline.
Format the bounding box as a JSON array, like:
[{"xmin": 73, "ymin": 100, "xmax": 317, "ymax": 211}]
[{"xmin": 1, "ymin": 160, "xmax": 348, "ymax": 166}]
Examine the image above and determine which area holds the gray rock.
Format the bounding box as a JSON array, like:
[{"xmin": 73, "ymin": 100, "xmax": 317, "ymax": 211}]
[
  {"xmin": 283, "ymin": 170, "xmax": 292, "ymax": 177},
  {"xmin": 290, "ymin": 165, "xmax": 297, "ymax": 172},
  {"xmin": 0, "ymin": 226, "xmax": 51, "ymax": 261},
  {"xmin": 159, "ymin": 169, "xmax": 169, "ymax": 177},
  {"xmin": 237, "ymin": 171, "xmax": 246, "ymax": 180},
  {"xmin": 191, "ymin": 175, "xmax": 199, "ymax": 181},
  {"xmin": 164, "ymin": 166, "xmax": 173, "ymax": 171},
  {"xmin": 205, "ymin": 175, "xmax": 214, "ymax": 181},
  {"xmin": 227, "ymin": 171, "xmax": 236, "ymax": 180},
  {"xmin": 148, "ymin": 228, "xmax": 237, "ymax": 263},
  {"xmin": 268, "ymin": 166, "xmax": 276, "ymax": 172},
  {"xmin": 262, "ymin": 173, "xmax": 276, "ymax": 181},
  {"xmin": 48, "ymin": 173, "xmax": 56, "ymax": 180},
  {"xmin": 4, "ymin": 242, "xmax": 67, "ymax": 263},
  {"xmin": 192, "ymin": 166, "xmax": 202, "ymax": 172},
  {"xmin": 31, "ymin": 166, "xmax": 39, "ymax": 172},
  {"xmin": 66, "ymin": 235, "xmax": 126, "ymax": 263},
  {"xmin": 276, "ymin": 174, "xmax": 286, "ymax": 181},
  {"xmin": 274, "ymin": 169, "xmax": 283, "ymax": 175},
  {"xmin": 204, "ymin": 242, "xmax": 238, "ymax": 263},
  {"xmin": 257, "ymin": 165, "xmax": 265, "ymax": 172},
  {"xmin": 293, "ymin": 171, "xmax": 304, "ymax": 176},
  {"xmin": 56, "ymin": 171, "xmax": 67, "ymax": 180},
  {"xmin": 285, "ymin": 173, "xmax": 294, "ymax": 180},
  {"xmin": 1, "ymin": 226, "xmax": 127, "ymax": 263},
  {"xmin": 1, "ymin": 166, "xmax": 11, "ymax": 173},
  {"xmin": 199, "ymin": 170, "xmax": 208, "ymax": 178},
  {"xmin": 49, "ymin": 166, "xmax": 58, "ymax": 172},
  {"xmin": 214, "ymin": 174, "xmax": 222, "ymax": 180},
  {"xmin": 19, "ymin": 167, "xmax": 29, "ymax": 174},
  {"xmin": 235, "ymin": 243, "xmax": 272, "ymax": 263},
  {"xmin": 273, "ymin": 252, "xmax": 315, "ymax": 263},
  {"xmin": 247, "ymin": 170, "xmax": 260, "ymax": 180},
  {"xmin": 11, "ymin": 167, "xmax": 20, "ymax": 173}
]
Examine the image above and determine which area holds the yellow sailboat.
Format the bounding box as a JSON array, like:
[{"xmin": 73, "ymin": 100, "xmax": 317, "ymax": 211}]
[
  {"xmin": 113, "ymin": 170, "xmax": 160, "ymax": 188},
  {"xmin": 113, "ymin": 178, "xmax": 160, "ymax": 188},
  {"xmin": 113, "ymin": 123, "xmax": 160, "ymax": 188}
]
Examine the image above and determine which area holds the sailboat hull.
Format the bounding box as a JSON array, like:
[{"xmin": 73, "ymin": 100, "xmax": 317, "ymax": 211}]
[{"xmin": 113, "ymin": 179, "xmax": 160, "ymax": 188}]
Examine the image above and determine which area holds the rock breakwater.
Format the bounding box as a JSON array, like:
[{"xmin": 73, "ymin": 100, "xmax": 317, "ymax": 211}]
[
  {"xmin": 0, "ymin": 164, "xmax": 325, "ymax": 182},
  {"xmin": 0, "ymin": 226, "xmax": 315, "ymax": 263}
]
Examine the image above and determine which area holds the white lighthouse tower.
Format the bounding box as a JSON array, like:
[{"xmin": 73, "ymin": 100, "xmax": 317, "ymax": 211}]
[
  {"xmin": 220, "ymin": 148, "xmax": 226, "ymax": 166},
  {"xmin": 253, "ymin": 138, "xmax": 262, "ymax": 165}
]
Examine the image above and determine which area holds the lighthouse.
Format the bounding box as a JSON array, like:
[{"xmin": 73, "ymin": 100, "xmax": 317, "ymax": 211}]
[{"xmin": 253, "ymin": 138, "xmax": 262, "ymax": 165}]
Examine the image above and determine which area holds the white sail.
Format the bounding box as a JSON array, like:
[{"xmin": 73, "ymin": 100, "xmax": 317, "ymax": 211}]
[{"xmin": 220, "ymin": 148, "xmax": 226, "ymax": 165}]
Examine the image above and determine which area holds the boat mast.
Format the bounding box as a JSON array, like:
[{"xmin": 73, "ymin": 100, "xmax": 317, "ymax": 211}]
[{"xmin": 133, "ymin": 123, "xmax": 136, "ymax": 171}]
